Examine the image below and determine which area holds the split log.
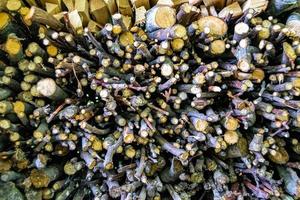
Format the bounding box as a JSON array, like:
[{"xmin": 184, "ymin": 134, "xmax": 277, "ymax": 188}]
[
  {"xmin": 131, "ymin": 0, "xmax": 150, "ymax": 9},
  {"xmin": 242, "ymin": 0, "xmax": 268, "ymax": 14},
  {"xmin": 203, "ymin": 0, "xmax": 226, "ymax": 9},
  {"xmin": 40, "ymin": 0, "xmax": 62, "ymax": 9},
  {"xmin": 89, "ymin": 0, "xmax": 111, "ymax": 26},
  {"xmin": 74, "ymin": 0, "xmax": 90, "ymax": 26},
  {"xmin": 135, "ymin": 6, "xmax": 147, "ymax": 25},
  {"xmin": 62, "ymin": 0, "xmax": 74, "ymax": 11},
  {"xmin": 116, "ymin": 0, "xmax": 133, "ymax": 16},
  {"xmin": 88, "ymin": 20, "xmax": 102, "ymax": 33},
  {"xmin": 104, "ymin": 0, "xmax": 118, "ymax": 15},
  {"xmin": 68, "ymin": 10, "xmax": 83, "ymax": 34},
  {"xmin": 45, "ymin": 3, "xmax": 60, "ymax": 15},
  {"xmin": 24, "ymin": 0, "xmax": 37, "ymax": 6},
  {"xmin": 218, "ymin": 2, "xmax": 243, "ymax": 19},
  {"xmin": 173, "ymin": 0, "xmax": 189, "ymax": 8}
]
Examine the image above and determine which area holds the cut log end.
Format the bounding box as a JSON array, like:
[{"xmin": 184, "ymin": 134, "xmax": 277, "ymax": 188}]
[
  {"xmin": 0, "ymin": 12, "xmax": 10, "ymax": 30},
  {"xmin": 210, "ymin": 40, "xmax": 226, "ymax": 55},
  {"xmin": 197, "ymin": 16, "xmax": 228, "ymax": 37},
  {"xmin": 5, "ymin": 37, "xmax": 22, "ymax": 55},
  {"xmin": 155, "ymin": 6, "xmax": 176, "ymax": 29},
  {"xmin": 13, "ymin": 101, "xmax": 26, "ymax": 113},
  {"xmin": 224, "ymin": 130, "xmax": 239, "ymax": 145},
  {"xmin": 37, "ymin": 78, "xmax": 57, "ymax": 97},
  {"xmin": 161, "ymin": 63, "xmax": 173, "ymax": 77},
  {"xmin": 235, "ymin": 22, "xmax": 249, "ymax": 35},
  {"xmin": 119, "ymin": 31, "xmax": 134, "ymax": 47},
  {"xmin": 173, "ymin": 24, "xmax": 187, "ymax": 38},
  {"xmin": 171, "ymin": 38, "xmax": 184, "ymax": 52},
  {"xmin": 6, "ymin": 0, "xmax": 22, "ymax": 11},
  {"xmin": 47, "ymin": 45, "xmax": 58, "ymax": 57}
]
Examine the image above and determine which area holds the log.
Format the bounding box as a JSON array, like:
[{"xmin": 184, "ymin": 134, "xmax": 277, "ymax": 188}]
[
  {"xmin": 104, "ymin": 0, "xmax": 117, "ymax": 15},
  {"xmin": 135, "ymin": 6, "xmax": 146, "ymax": 25},
  {"xmin": 200, "ymin": 5, "xmax": 209, "ymax": 16},
  {"xmin": 209, "ymin": 39, "xmax": 226, "ymax": 55},
  {"xmin": 119, "ymin": 31, "xmax": 134, "ymax": 47},
  {"xmin": 156, "ymin": 0, "xmax": 173, "ymax": 6},
  {"xmin": 0, "ymin": 12, "xmax": 25, "ymax": 40},
  {"xmin": 147, "ymin": 24, "xmax": 187, "ymax": 41},
  {"xmin": 89, "ymin": 0, "xmax": 111, "ymax": 26},
  {"xmin": 4, "ymin": 34, "xmax": 24, "ymax": 64},
  {"xmin": 0, "ymin": 0, "xmax": 8, "ymax": 11},
  {"xmin": 41, "ymin": 0, "xmax": 62, "ymax": 9},
  {"xmin": 88, "ymin": 20, "xmax": 102, "ymax": 33},
  {"xmin": 218, "ymin": 2, "xmax": 243, "ymax": 19},
  {"xmin": 177, "ymin": 3, "xmax": 193, "ymax": 25},
  {"xmin": 45, "ymin": 3, "xmax": 60, "ymax": 15},
  {"xmin": 25, "ymin": 6, "xmax": 64, "ymax": 31},
  {"xmin": 286, "ymin": 11, "xmax": 300, "ymax": 38},
  {"xmin": 242, "ymin": 0, "xmax": 268, "ymax": 14},
  {"xmin": 131, "ymin": 0, "xmax": 150, "ymax": 9},
  {"xmin": 173, "ymin": 0, "xmax": 189, "ymax": 8},
  {"xmin": 112, "ymin": 13, "xmax": 127, "ymax": 30},
  {"xmin": 74, "ymin": 0, "xmax": 90, "ymax": 26},
  {"xmin": 62, "ymin": 0, "xmax": 74, "ymax": 11},
  {"xmin": 233, "ymin": 22, "xmax": 249, "ymax": 43},
  {"xmin": 6, "ymin": 0, "xmax": 23, "ymax": 12},
  {"xmin": 122, "ymin": 14, "xmax": 132, "ymax": 30},
  {"xmin": 203, "ymin": 0, "xmax": 225, "ymax": 9},
  {"xmin": 149, "ymin": 0, "xmax": 158, "ymax": 7},
  {"xmin": 24, "ymin": 0, "xmax": 37, "ymax": 6},
  {"xmin": 197, "ymin": 16, "xmax": 228, "ymax": 38},
  {"xmin": 145, "ymin": 5, "xmax": 176, "ymax": 32},
  {"xmin": 171, "ymin": 38, "xmax": 184, "ymax": 52},
  {"xmin": 36, "ymin": 78, "xmax": 67, "ymax": 101},
  {"xmin": 209, "ymin": 5, "xmax": 218, "ymax": 17},
  {"xmin": 53, "ymin": 11, "xmax": 66, "ymax": 21},
  {"xmin": 68, "ymin": 10, "xmax": 83, "ymax": 34},
  {"xmin": 116, "ymin": 0, "xmax": 133, "ymax": 16}
]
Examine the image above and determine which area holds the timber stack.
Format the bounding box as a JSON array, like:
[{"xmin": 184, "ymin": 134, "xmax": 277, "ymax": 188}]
[{"xmin": 0, "ymin": 0, "xmax": 300, "ymax": 199}]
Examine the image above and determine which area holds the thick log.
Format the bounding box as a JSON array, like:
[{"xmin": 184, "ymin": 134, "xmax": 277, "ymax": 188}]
[
  {"xmin": 36, "ymin": 78, "xmax": 67, "ymax": 101},
  {"xmin": 25, "ymin": 6, "xmax": 64, "ymax": 31},
  {"xmin": 197, "ymin": 16, "xmax": 228, "ymax": 38},
  {"xmin": 145, "ymin": 5, "xmax": 176, "ymax": 32}
]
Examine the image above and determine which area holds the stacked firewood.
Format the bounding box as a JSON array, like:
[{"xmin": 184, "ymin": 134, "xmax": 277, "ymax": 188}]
[{"xmin": 0, "ymin": 0, "xmax": 300, "ymax": 199}]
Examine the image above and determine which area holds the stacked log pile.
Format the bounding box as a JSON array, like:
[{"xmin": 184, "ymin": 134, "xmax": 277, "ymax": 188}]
[{"xmin": 0, "ymin": 0, "xmax": 300, "ymax": 199}]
